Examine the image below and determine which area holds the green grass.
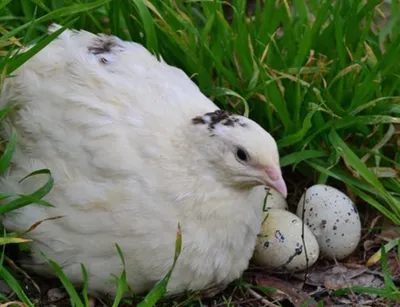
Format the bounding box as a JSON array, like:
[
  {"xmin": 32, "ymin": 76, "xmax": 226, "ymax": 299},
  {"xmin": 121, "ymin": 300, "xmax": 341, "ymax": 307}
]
[{"xmin": 0, "ymin": 0, "xmax": 399, "ymax": 306}]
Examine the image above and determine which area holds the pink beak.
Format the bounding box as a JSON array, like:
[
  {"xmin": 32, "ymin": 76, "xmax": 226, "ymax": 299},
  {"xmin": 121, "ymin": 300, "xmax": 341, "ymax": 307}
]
[{"xmin": 266, "ymin": 166, "xmax": 288, "ymax": 198}]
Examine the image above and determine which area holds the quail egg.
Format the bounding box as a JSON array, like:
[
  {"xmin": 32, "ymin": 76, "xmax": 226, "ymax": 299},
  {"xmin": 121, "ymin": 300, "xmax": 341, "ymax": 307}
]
[
  {"xmin": 251, "ymin": 186, "xmax": 288, "ymax": 211},
  {"xmin": 296, "ymin": 184, "xmax": 361, "ymax": 260},
  {"xmin": 252, "ymin": 209, "xmax": 320, "ymax": 271},
  {"xmin": 263, "ymin": 187, "xmax": 288, "ymax": 211}
]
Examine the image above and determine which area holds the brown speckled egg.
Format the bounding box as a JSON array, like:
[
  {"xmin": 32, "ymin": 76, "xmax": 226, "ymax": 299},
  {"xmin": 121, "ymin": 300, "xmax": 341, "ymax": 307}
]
[
  {"xmin": 252, "ymin": 209, "xmax": 319, "ymax": 271},
  {"xmin": 296, "ymin": 184, "xmax": 361, "ymax": 260}
]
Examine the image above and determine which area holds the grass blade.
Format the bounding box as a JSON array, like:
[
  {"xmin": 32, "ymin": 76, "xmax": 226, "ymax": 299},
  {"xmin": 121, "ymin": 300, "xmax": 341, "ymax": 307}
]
[
  {"xmin": 137, "ymin": 224, "xmax": 182, "ymax": 307},
  {"xmin": 0, "ymin": 266, "xmax": 34, "ymax": 307},
  {"xmin": 0, "ymin": 169, "xmax": 54, "ymax": 214},
  {"xmin": 0, "ymin": 128, "xmax": 16, "ymax": 175},
  {"xmin": 130, "ymin": 0, "xmax": 158, "ymax": 55}
]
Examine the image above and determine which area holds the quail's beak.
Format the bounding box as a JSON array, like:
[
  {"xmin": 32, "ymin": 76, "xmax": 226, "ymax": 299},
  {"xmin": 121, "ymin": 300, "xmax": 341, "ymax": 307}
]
[
  {"xmin": 269, "ymin": 176, "xmax": 287, "ymax": 198},
  {"xmin": 264, "ymin": 166, "xmax": 287, "ymax": 198}
]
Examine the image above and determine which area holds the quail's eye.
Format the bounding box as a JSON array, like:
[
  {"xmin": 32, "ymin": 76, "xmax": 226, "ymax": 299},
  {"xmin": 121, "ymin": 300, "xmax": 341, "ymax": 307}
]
[{"xmin": 235, "ymin": 148, "xmax": 248, "ymax": 162}]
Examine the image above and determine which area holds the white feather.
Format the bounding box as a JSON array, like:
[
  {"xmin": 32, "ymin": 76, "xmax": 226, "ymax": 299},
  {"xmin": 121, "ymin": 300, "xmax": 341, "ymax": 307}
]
[{"xmin": 0, "ymin": 25, "xmax": 283, "ymax": 296}]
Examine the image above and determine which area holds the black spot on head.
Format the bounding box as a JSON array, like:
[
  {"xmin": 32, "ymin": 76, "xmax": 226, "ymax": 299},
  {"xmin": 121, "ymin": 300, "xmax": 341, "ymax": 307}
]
[
  {"xmin": 192, "ymin": 110, "xmax": 231, "ymax": 125},
  {"xmin": 191, "ymin": 110, "xmax": 248, "ymax": 132},
  {"xmin": 192, "ymin": 117, "xmax": 206, "ymax": 125},
  {"xmin": 88, "ymin": 35, "xmax": 122, "ymax": 55},
  {"xmin": 222, "ymin": 117, "xmax": 236, "ymax": 126}
]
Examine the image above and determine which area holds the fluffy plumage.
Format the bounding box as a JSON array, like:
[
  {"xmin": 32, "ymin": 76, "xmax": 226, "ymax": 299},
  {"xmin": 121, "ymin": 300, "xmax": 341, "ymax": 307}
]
[{"xmin": 0, "ymin": 25, "xmax": 286, "ymax": 296}]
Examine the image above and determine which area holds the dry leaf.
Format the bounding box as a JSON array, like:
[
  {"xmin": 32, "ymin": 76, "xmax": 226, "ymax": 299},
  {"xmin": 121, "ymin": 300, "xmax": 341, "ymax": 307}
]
[{"xmin": 255, "ymin": 274, "xmax": 318, "ymax": 307}]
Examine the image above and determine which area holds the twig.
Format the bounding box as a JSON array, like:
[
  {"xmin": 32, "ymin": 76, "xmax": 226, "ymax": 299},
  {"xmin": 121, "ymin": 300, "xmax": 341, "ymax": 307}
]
[
  {"xmin": 333, "ymin": 258, "xmax": 362, "ymax": 307},
  {"xmin": 247, "ymin": 288, "xmax": 279, "ymax": 307},
  {"xmin": 300, "ymin": 187, "xmax": 310, "ymax": 286},
  {"xmin": 5, "ymin": 257, "xmax": 41, "ymax": 296}
]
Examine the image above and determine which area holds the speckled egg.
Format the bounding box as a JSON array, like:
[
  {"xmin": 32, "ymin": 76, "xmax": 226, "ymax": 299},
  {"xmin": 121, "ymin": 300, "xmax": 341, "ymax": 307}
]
[
  {"xmin": 296, "ymin": 184, "xmax": 361, "ymax": 260},
  {"xmin": 252, "ymin": 209, "xmax": 320, "ymax": 271},
  {"xmin": 251, "ymin": 186, "xmax": 288, "ymax": 212},
  {"xmin": 263, "ymin": 187, "xmax": 288, "ymax": 211}
]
